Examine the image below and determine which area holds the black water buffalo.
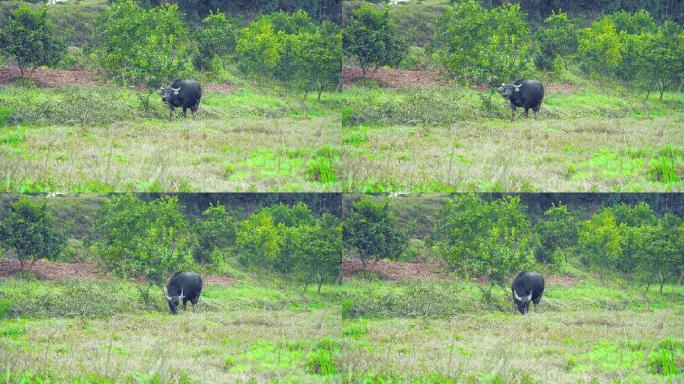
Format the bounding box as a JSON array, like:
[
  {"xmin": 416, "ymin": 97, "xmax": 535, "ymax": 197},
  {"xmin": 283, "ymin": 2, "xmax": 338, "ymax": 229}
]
[
  {"xmin": 511, "ymin": 271, "xmax": 544, "ymax": 314},
  {"xmin": 497, "ymin": 79, "xmax": 544, "ymax": 121},
  {"xmin": 158, "ymin": 79, "xmax": 202, "ymax": 121},
  {"xmin": 165, "ymin": 271, "xmax": 203, "ymax": 314}
]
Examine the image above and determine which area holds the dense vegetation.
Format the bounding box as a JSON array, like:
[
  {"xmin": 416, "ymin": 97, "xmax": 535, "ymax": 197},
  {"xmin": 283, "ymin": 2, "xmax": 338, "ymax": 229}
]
[
  {"xmin": 0, "ymin": 195, "xmax": 343, "ymax": 293},
  {"xmin": 345, "ymin": 1, "xmax": 684, "ymax": 97},
  {"xmin": 345, "ymin": 195, "xmax": 684, "ymax": 291}
]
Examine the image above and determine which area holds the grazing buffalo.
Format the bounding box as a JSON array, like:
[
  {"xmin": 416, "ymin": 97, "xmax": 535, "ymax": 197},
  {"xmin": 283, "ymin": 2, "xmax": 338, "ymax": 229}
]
[
  {"xmin": 497, "ymin": 79, "xmax": 544, "ymax": 121},
  {"xmin": 158, "ymin": 79, "xmax": 202, "ymax": 121},
  {"xmin": 511, "ymin": 271, "xmax": 544, "ymax": 314},
  {"xmin": 165, "ymin": 271, "xmax": 203, "ymax": 314}
]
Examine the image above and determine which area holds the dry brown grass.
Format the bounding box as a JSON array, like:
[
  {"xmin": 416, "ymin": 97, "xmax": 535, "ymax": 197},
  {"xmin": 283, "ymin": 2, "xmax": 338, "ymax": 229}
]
[
  {"xmin": 340, "ymin": 117, "xmax": 684, "ymax": 192},
  {"xmin": 0, "ymin": 116, "xmax": 340, "ymax": 192},
  {"xmin": 1, "ymin": 309, "xmax": 340, "ymax": 383},
  {"xmin": 339, "ymin": 310, "xmax": 684, "ymax": 382}
]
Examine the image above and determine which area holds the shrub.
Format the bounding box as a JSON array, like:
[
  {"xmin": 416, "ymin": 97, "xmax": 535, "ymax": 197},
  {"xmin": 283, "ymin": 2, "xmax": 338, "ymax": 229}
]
[
  {"xmin": 5, "ymin": 87, "xmax": 132, "ymax": 126},
  {"xmin": 0, "ymin": 197, "xmax": 66, "ymax": 271},
  {"xmin": 192, "ymin": 204, "xmax": 238, "ymax": 264},
  {"xmin": 90, "ymin": 195, "xmax": 193, "ymax": 291},
  {"xmin": 432, "ymin": 195, "xmax": 534, "ymax": 287},
  {"xmin": 434, "ymin": 0, "xmax": 534, "ymax": 87},
  {"xmin": 535, "ymin": 11, "xmax": 577, "ymax": 71},
  {"xmin": 0, "ymin": 5, "xmax": 65, "ymax": 77},
  {"xmin": 193, "ymin": 12, "xmax": 236, "ymax": 71},
  {"xmin": 1, "ymin": 279, "xmax": 134, "ymax": 318},
  {"xmin": 534, "ymin": 204, "xmax": 578, "ymax": 265},
  {"xmin": 92, "ymin": 0, "xmax": 193, "ymax": 90},
  {"xmin": 344, "ymin": 5, "xmax": 407, "ymax": 74},
  {"xmin": 344, "ymin": 197, "xmax": 408, "ymax": 268}
]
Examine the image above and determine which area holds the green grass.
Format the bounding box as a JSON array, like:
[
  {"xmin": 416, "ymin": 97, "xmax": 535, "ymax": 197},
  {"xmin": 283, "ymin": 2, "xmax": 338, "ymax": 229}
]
[
  {"xmin": 0, "ymin": 276, "xmax": 341, "ymax": 383},
  {"xmin": 0, "ymin": 84, "xmax": 341, "ymax": 192},
  {"xmin": 340, "ymin": 83, "xmax": 684, "ymax": 192},
  {"xmin": 337, "ymin": 277, "xmax": 684, "ymax": 383}
]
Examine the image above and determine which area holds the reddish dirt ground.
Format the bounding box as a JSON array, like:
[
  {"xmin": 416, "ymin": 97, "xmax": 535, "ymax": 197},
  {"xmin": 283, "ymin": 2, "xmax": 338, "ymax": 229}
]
[
  {"xmin": 0, "ymin": 66, "xmax": 103, "ymax": 88},
  {"xmin": 343, "ymin": 67, "xmax": 449, "ymax": 88},
  {"xmin": 0, "ymin": 258, "xmax": 235, "ymax": 286},
  {"xmin": 342, "ymin": 259, "xmax": 447, "ymax": 282},
  {"xmin": 0, "ymin": 259, "xmax": 103, "ymax": 281},
  {"xmin": 342, "ymin": 259, "xmax": 576, "ymax": 286},
  {"xmin": 344, "ymin": 66, "xmax": 576, "ymax": 93},
  {"xmin": 0, "ymin": 66, "xmax": 235, "ymax": 93}
]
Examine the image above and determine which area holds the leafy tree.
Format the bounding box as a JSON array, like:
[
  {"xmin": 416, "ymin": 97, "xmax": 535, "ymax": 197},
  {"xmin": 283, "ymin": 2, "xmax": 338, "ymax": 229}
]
[
  {"xmin": 434, "ymin": 0, "xmax": 534, "ymax": 87},
  {"xmin": 577, "ymin": 16, "xmax": 624, "ymax": 76},
  {"xmin": 299, "ymin": 20, "xmax": 342, "ymax": 100},
  {"xmin": 234, "ymin": 209, "xmax": 283, "ymax": 270},
  {"xmin": 636, "ymin": 22, "xmax": 684, "ymax": 100},
  {"xmin": 0, "ymin": 5, "xmax": 65, "ymax": 77},
  {"xmin": 344, "ymin": 5, "xmax": 407, "ymax": 75},
  {"xmin": 535, "ymin": 11, "xmax": 577, "ymax": 71},
  {"xmin": 534, "ymin": 204, "xmax": 578, "ymax": 265},
  {"xmin": 193, "ymin": 12, "xmax": 236, "ymax": 71},
  {"xmin": 91, "ymin": 0, "xmax": 193, "ymax": 90},
  {"xmin": 266, "ymin": 202, "xmax": 316, "ymax": 227},
  {"xmin": 433, "ymin": 195, "xmax": 534, "ymax": 287},
  {"xmin": 192, "ymin": 204, "xmax": 238, "ymax": 264},
  {"xmin": 297, "ymin": 213, "xmax": 342, "ymax": 293},
  {"xmin": 90, "ymin": 195, "xmax": 193, "ymax": 294},
  {"xmin": 235, "ymin": 10, "xmax": 341, "ymax": 98},
  {"xmin": 577, "ymin": 208, "xmax": 623, "ymax": 271},
  {"xmin": 635, "ymin": 214, "xmax": 683, "ymax": 292},
  {"xmin": 0, "ymin": 198, "xmax": 66, "ymax": 271},
  {"xmin": 343, "ymin": 198, "xmax": 408, "ymax": 268}
]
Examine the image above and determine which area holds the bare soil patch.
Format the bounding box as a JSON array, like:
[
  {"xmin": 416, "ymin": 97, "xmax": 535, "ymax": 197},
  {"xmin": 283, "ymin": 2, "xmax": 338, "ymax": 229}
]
[
  {"xmin": 342, "ymin": 259, "xmax": 577, "ymax": 286},
  {"xmin": 0, "ymin": 67, "xmax": 103, "ymax": 88},
  {"xmin": 0, "ymin": 66, "xmax": 237, "ymax": 93},
  {"xmin": 342, "ymin": 259, "xmax": 447, "ymax": 281},
  {"xmin": 343, "ymin": 67, "xmax": 449, "ymax": 89},
  {"xmin": 0, "ymin": 258, "xmax": 235, "ymax": 286},
  {"xmin": 0, "ymin": 259, "xmax": 103, "ymax": 281}
]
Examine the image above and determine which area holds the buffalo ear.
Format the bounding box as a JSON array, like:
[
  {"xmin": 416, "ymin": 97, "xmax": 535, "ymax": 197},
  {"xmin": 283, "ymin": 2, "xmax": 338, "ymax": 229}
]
[{"xmin": 157, "ymin": 88, "xmax": 164, "ymax": 95}]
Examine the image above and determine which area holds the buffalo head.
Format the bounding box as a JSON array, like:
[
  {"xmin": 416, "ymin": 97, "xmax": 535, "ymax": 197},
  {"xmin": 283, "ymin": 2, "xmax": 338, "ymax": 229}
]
[
  {"xmin": 512, "ymin": 289, "xmax": 532, "ymax": 314},
  {"xmin": 497, "ymin": 82, "xmax": 522, "ymax": 99},
  {"xmin": 158, "ymin": 86, "xmax": 181, "ymax": 104},
  {"xmin": 165, "ymin": 289, "xmax": 185, "ymax": 314}
]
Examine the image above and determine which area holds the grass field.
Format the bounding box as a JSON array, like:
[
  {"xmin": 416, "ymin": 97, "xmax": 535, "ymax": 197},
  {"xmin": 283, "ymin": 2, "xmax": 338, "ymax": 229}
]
[
  {"xmin": 340, "ymin": 81, "xmax": 684, "ymax": 193},
  {"xmin": 0, "ymin": 82, "xmax": 341, "ymax": 193},
  {"xmin": 0, "ymin": 276, "xmax": 341, "ymax": 383},
  {"xmin": 338, "ymin": 278, "xmax": 684, "ymax": 383}
]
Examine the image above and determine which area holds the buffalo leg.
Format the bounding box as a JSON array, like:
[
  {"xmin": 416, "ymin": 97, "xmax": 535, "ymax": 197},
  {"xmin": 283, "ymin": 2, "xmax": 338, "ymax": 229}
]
[
  {"xmin": 533, "ymin": 105, "xmax": 541, "ymax": 119},
  {"xmin": 182, "ymin": 300, "xmax": 188, "ymax": 311},
  {"xmin": 191, "ymin": 297, "xmax": 199, "ymax": 312},
  {"xmin": 524, "ymin": 108, "xmax": 529, "ymax": 118},
  {"xmin": 511, "ymin": 107, "xmax": 516, "ymax": 122},
  {"xmin": 168, "ymin": 109, "xmax": 173, "ymax": 121},
  {"xmin": 191, "ymin": 105, "xmax": 198, "ymax": 120},
  {"xmin": 182, "ymin": 107, "xmax": 187, "ymax": 118}
]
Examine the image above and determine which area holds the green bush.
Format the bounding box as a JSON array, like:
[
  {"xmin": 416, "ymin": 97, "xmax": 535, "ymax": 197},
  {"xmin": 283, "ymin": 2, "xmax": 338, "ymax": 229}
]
[
  {"xmin": 92, "ymin": 0, "xmax": 193, "ymax": 90},
  {"xmin": 535, "ymin": 11, "xmax": 577, "ymax": 71},
  {"xmin": 344, "ymin": 197, "xmax": 408, "ymax": 267},
  {"xmin": 434, "ymin": 0, "xmax": 534, "ymax": 87},
  {"xmin": 193, "ymin": 12, "xmax": 236, "ymax": 71},
  {"xmin": 90, "ymin": 195, "xmax": 193, "ymax": 289},
  {"xmin": 4, "ymin": 87, "xmax": 133, "ymax": 126},
  {"xmin": 342, "ymin": 280, "xmax": 510, "ymax": 319},
  {"xmin": 0, "ymin": 197, "xmax": 66, "ymax": 271},
  {"xmin": 432, "ymin": 195, "xmax": 534, "ymax": 287},
  {"xmin": 192, "ymin": 204, "xmax": 238, "ymax": 264},
  {"xmin": 0, "ymin": 5, "xmax": 66, "ymax": 77},
  {"xmin": 534, "ymin": 204, "xmax": 578, "ymax": 265},
  {"xmin": 344, "ymin": 5, "xmax": 407, "ymax": 74},
  {"xmin": 1, "ymin": 279, "xmax": 135, "ymax": 319}
]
